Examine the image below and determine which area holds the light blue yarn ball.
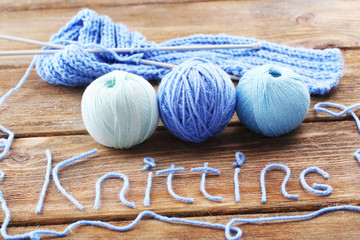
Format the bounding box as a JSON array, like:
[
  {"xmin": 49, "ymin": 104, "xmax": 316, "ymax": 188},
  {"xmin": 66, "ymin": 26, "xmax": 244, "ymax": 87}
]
[
  {"xmin": 236, "ymin": 64, "xmax": 310, "ymax": 137},
  {"xmin": 81, "ymin": 70, "xmax": 159, "ymax": 149},
  {"xmin": 158, "ymin": 58, "xmax": 236, "ymax": 143}
]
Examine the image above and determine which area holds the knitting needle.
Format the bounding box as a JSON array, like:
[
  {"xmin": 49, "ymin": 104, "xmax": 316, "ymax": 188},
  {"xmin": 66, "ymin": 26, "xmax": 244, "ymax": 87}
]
[
  {"xmin": 0, "ymin": 34, "xmax": 261, "ymax": 55},
  {"xmin": 0, "ymin": 34, "xmax": 241, "ymax": 80}
]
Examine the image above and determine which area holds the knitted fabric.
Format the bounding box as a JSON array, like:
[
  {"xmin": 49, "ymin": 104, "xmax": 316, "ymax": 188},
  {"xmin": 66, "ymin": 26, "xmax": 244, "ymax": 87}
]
[{"xmin": 36, "ymin": 9, "xmax": 343, "ymax": 95}]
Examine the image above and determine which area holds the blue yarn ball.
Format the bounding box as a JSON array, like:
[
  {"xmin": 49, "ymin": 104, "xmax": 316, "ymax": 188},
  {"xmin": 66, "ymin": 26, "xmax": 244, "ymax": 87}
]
[
  {"xmin": 158, "ymin": 58, "xmax": 236, "ymax": 143},
  {"xmin": 235, "ymin": 64, "xmax": 310, "ymax": 137}
]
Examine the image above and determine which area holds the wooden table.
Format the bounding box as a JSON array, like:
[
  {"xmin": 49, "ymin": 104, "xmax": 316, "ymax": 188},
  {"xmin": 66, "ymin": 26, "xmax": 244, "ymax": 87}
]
[{"xmin": 0, "ymin": 1, "xmax": 359, "ymax": 239}]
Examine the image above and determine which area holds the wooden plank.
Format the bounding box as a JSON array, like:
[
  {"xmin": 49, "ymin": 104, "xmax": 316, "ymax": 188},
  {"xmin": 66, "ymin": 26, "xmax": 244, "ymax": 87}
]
[
  {"xmin": 0, "ymin": 0, "xmax": 223, "ymax": 12},
  {"xmin": 0, "ymin": 0, "xmax": 360, "ymax": 66},
  {"xmin": 0, "ymin": 121, "xmax": 359, "ymax": 226},
  {"xmin": 4, "ymin": 207, "xmax": 360, "ymax": 239},
  {"xmin": 0, "ymin": 49, "xmax": 359, "ymax": 137}
]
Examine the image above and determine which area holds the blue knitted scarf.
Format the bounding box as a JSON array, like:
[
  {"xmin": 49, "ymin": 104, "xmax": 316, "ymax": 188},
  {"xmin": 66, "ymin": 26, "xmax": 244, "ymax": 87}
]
[{"xmin": 36, "ymin": 9, "xmax": 343, "ymax": 95}]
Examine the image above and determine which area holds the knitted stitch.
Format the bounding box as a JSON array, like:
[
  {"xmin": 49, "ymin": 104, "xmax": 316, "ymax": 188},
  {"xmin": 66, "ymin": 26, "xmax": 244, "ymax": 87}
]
[{"xmin": 36, "ymin": 9, "xmax": 343, "ymax": 95}]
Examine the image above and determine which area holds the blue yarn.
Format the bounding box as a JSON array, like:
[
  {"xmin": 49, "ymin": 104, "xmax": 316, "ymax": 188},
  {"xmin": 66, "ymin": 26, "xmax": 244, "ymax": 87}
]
[
  {"xmin": 94, "ymin": 172, "xmax": 135, "ymax": 210},
  {"xmin": 354, "ymin": 150, "xmax": 360, "ymax": 164},
  {"xmin": 0, "ymin": 125, "xmax": 14, "ymax": 162},
  {"xmin": 260, "ymin": 164, "xmax": 299, "ymax": 203},
  {"xmin": 191, "ymin": 162, "xmax": 223, "ymax": 202},
  {"xmin": 52, "ymin": 149, "xmax": 98, "ymax": 211},
  {"xmin": 236, "ymin": 64, "xmax": 310, "ymax": 137},
  {"xmin": 0, "ymin": 169, "xmax": 358, "ymax": 239},
  {"xmin": 35, "ymin": 150, "xmax": 52, "ymax": 214},
  {"xmin": 0, "ymin": 57, "xmax": 36, "ymax": 162},
  {"xmin": 36, "ymin": 9, "xmax": 343, "ymax": 95},
  {"xmin": 156, "ymin": 164, "xmax": 194, "ymax": 203},
  {"xmin": 314, "ymin": 102, "xmax": 360, "ymax": 132},
  {"xmin": 142, "ymin": 157, "xmax": 156, "ymax": 171},
  {"xmin": 234, "ymin": 168, "xmax": 241, "ymax": 203},
  {"xmin": 143, "ymin": 172, "xmax": 153, "ymax": 207},
  {"xmin": 0, "ymin": 174, "xmax": 241, "ymax": 240},
  {"xmin": 233, "ymin": 152, "xmax": 245, "ymax": 167},
  {"xmin": 314, "ymin": 102, "xmax": 360, "ymax": 164},
  {"xmin": 233, "ymin": 152, "xmax": 245, "ymax": 202},
  {"xmin": 142, "ymin": 157, "xmax": 155, "ymax": 207},
  {"xmin": 158, "ymin": 58, "xmax": 236, "ymax": 143},
  {"xmin": 225, "ymin": 205, "xmax": 360, "ymax": 240},
  {"xmin": 300, "ymin": 167, "xmax": 332, "ymax": 196}
]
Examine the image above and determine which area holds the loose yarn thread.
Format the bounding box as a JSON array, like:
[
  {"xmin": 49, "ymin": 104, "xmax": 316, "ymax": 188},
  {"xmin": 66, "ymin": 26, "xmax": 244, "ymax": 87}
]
[
  {"xmin": 314, "ymin": 102, "xmax": 360, "ymax": 163},
  {"xmin": 0, "ymin": 56, "xmax": 36, "ymax": 161},
  {"xmin": 224, "ymin": 205, "xmax": 360, "ymax": 240},
  {"xmin": 35, "ymin": 150, "xmax": 52, "ymax": 214}
]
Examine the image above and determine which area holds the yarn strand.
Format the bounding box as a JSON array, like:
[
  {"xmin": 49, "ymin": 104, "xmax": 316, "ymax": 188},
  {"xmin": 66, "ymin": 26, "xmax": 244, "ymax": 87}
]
[
  {"xmin": 94, "ymin": 172, "xmax": 135, "ymax": 210},
  {"xmin": 191, "ymin": 162, "xmax": 223, "ymax": 202},
  {"xmin": 225, "ymin": 205, "xmax": 360, "ymax": 240},
  {"xmin": 52, "ymin": 149, "xmax": 98, "ymax": 211},
  {"xmin": 234, "ymin": 168, "xmax": 241, "ymax": 202},
  {"xmin": 35, "ymin": 150, "xmax": 52, "ymax": 214},
  {"xmin": 314, "ymin": 102, "xmax": 360, "ymax": 163},
  {"xmin": 260, "ymin": 164, "xmax": 299, "ymax": 203},
  {"xmin": 0, "ymin": 57, "xmax": 37, "ymax": 162},
  {"xmin": 300, "ymin": 167, "xmax": 332, "ymax": 196},
  {"xmin": 156, "ymin": 164, "xmax": 194, "ymax": 203},
  {"xmin": 143, "ymin": 172, "xmax": 153, "ymax": 207}
]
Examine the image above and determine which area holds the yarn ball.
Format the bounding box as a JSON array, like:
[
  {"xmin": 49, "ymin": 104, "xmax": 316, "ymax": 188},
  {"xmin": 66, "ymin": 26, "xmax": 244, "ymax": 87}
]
[
  {"xmin": 81, "ymin": 70, "xmax": 159, "ymax": 149},
  {"xmin": 158, "ymin": 58, "xmax": 236, "ymax": 143},
  {"xmin": 235, "ymin": 64, "xmax": 310, "ymax": 137}
]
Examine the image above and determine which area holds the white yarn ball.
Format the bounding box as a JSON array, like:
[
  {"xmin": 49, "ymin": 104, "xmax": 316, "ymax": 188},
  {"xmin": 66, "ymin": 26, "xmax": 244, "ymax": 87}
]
[{"xmin": 81, "ymin": 70, "xmax": 159, "ymax": 149}]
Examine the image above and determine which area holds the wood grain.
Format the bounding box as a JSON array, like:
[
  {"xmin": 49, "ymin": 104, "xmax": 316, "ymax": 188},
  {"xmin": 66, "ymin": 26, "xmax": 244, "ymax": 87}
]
[{"xmin": 1, "ymin": 0, "xmax": 360, "ymax": 66}]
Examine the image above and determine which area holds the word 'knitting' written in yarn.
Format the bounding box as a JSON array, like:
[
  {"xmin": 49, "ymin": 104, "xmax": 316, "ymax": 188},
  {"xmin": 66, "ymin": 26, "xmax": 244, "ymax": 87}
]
[
  {"xmin": 0, "ymin": 167, "xmax": 357, "ymax": 240},
  {"xmin": 29, "ymin": 150, "xmax": 334, "ymax": 213}
]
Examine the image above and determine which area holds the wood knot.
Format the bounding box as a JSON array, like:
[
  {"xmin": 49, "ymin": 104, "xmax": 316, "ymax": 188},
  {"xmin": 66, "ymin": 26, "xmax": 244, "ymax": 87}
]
[
  {"xmin": 296, "ymin": 12, "xmax": 315, "ymax": 24},
  {"xmin": 10, "ymin": 151, "xmax": 30, "ymax": 163}
]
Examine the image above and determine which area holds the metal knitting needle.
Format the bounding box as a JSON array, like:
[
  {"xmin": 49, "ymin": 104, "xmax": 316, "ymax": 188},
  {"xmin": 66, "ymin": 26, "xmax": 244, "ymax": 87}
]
[
  {"xmin": 0, "ymin": 34, "xmax": 246, "ymax": 80},
  {"xmin": 0, "ymin": 34, "xmax": 261, "ymax": 54}
]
